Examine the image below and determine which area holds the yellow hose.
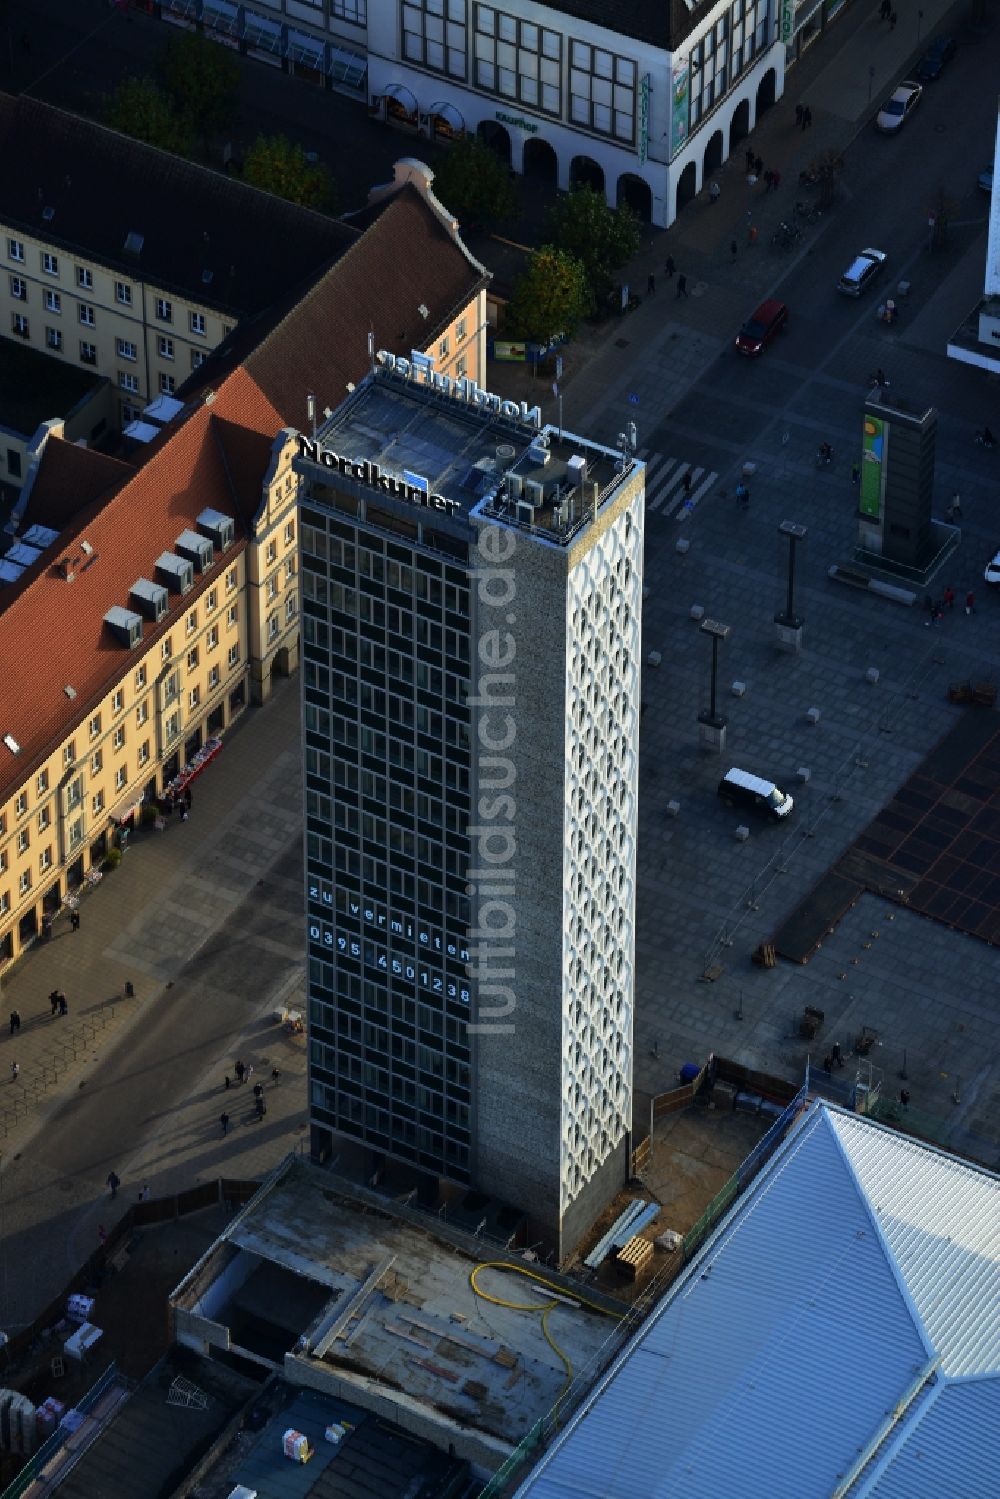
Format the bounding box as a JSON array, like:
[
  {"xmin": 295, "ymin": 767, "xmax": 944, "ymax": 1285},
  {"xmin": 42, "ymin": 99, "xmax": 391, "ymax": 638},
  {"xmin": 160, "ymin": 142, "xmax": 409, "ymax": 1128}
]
[{"xmin": 469, "ymin": 1261, "xmax": 622, "ymax": 1420}]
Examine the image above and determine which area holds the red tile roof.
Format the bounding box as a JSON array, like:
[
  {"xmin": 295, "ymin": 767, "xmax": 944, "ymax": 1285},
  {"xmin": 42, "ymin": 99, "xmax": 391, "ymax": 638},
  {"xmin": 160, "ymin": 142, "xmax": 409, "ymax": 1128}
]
[{"xmin": 18, "ymin": 443, "xmax": 135, "ymax": 533}]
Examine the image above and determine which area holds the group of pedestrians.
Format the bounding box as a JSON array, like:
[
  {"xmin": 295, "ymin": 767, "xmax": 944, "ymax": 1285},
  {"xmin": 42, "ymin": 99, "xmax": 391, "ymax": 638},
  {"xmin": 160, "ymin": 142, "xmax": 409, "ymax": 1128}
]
[
  {"xmin": 877, "ymin": 0, "xmax": 898, "ymax": 27},
  {"xmin": 794, "ymin": 103, "xmax": 814, "ymax": 130},
  {"xmin": 648, "ymin": 258, "xmax": 689, "ymax": 299},
  {"xmin": 924, "ymin": 587, "xmax": 975, "ymax": 626},
  {"xmin": 219, "ymin": 1056, "xmax": 281, "ymax": 1134}
]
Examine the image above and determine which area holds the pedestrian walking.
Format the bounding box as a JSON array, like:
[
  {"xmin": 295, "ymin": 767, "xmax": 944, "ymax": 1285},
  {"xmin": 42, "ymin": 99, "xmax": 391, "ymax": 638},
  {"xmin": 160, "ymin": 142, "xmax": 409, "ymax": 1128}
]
[
  {"xmin": 943, "ymin": 585, "xmax": 955, "ymax": 611},
  {"xmin": 763, "ymin": 169, "xmax": 774, "ymax": 191},
  {"xmin": 754, "ymin": 154, "xmax": 763, "ymax": 176},
  {"xmin": 244, "ymin": 1063, "xmax": 254, "ymax": 1084},
  {"xmin": 795, "ymin": 103, "xmax": 804, "ymax": 126},
  {"xmin": 70, "ymin": 910, "xmax": 80, "ymax": 932},
  {"xmin": 675, "ymin": 273, "xmax": 688, "ymax": 298},
  {"xmin": 50, "ymin": 990, "xmax": 60, "ymax": 1017},
  {"xmin": 965, "ymin": 590, "xmax": 976, "ymax": 616},
  {"xmin": 946, "ymin": 492, "xmax": 962, "ymax": 520},
  {"xmin": 745, "ymin": 146, "xmax": 755, "ymax": 170},
  {"xmin": 220, "ymin": 1111, "xmax": 230, "ymax": 1135},
  {"xmin": 253, "ymin": 1081, "xmax": 264, "ymax": 1100},
  {"xmin": 822, "ymin": 1053, "xmax": 833, "ymax": 1075},
  {"xmin": 730, "ymin": 239, "xmax": 738, "ymax": 262},
  {"xmin": 255, "ymin": 1095, "xmax": 266, "ymax": 1119},
  {"xmin": 59, "ymin": 994, "xmax": 68, "ymax": 1016},
  {"xmin": 224, "ymin": 1073, "xmax": 232, "ymax": 1090},
  {"xmin": 10, "ymin": 1062, "xmax": 19, "ymax": 1081},
  {"xmin": 138, "ymin": 1183, "xmax": 150, "ymax": 1202},
  {"xmin": 851, "ymin": 463, "xmax": 860, "ymax": 487},
  {"xmin": 9, "ymin": 1010, "xmax": 20, "ymax": 1036},
  {"xmin": 735, "ymin": 481, "xmax": 750, "ymax": 509},
  {"xmin": 235, "ymin": 1059, "xmax": 246, "ymax": 1085},
  {"xmin": 804, "ymin": 106, "xmax": 813, "ymax": 128},
  {"xmin": 899, "ymin": 1088, "xmax": 910, "ymax": 1107},
  {"xmin": 831, "ymin": 1042, "xmax": 843, "ymax": 1069},
  {"xmin": 271, "ymin": 1067, "xmax": 281, "ymax": 1083},
  {"xmin": 647, "ymin": 271, "xmax": 656, "ymax": 296},
  {"xmin": 665, "ymin": 255, "xmax": 676, "ymax": 278},
  {"xmin": 42, "ymin": 915, "xmax": 53, "ymax": 941},
  {"xmin": 682, "ymin": 470, "xmax": 693, "ymax": 497},
  {"xmin": 106, "ymin": 1170, "xmax": 120, "ymax": 1199},
  {"xmin": 708, "ymin": 180, "xmax": 720, "ymax": 203}
]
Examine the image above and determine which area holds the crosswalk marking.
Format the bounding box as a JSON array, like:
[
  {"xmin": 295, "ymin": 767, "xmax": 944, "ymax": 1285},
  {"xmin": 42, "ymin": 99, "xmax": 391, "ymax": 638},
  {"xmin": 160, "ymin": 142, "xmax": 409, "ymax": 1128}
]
[{"xmin": 639, "ymin": 449, "xmax": 718, "ymax": 517}]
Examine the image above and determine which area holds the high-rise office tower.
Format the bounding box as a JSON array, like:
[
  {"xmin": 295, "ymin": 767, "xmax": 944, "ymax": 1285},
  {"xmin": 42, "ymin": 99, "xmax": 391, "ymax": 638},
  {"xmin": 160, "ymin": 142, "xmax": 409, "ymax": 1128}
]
[{"xmin": 300, "ymin": 353, "xmax": 643, "ymax": 1257}]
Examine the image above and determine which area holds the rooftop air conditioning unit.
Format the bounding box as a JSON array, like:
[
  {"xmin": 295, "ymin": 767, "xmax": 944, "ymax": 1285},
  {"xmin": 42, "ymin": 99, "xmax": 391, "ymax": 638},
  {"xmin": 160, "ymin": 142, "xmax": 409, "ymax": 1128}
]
[
  {"xmin": 104, "ymin": 606, "xmax": 144, "ymax": 648},
  {"xmin": 516, "ymin": 501, "xmax": 535, "ymax": 526},
  {"xmin": 508, "ymin": 474, "xmax": 523, "ymax": 499},
  {"xmin": 567, "ymin": 454, "xmax": 587, "ymax": 486},
  {"xmin": 196, "ymin": 507, "xmax": 235, "ymax": 552},
  {"xmin": 174, "ymin": 528, "xmax": 214, "ymax": 574},
  {"xmin": 129, "ymin": 577, "xmax": 169, "ymax": 622},
  {"xmin": 528, "ymin": 442, "xmax": 551, "ymax": 467},
  {"xmin": 524, "ymin": 479, "xmax": 544, "ymax": 506},
  {"xmin": 155, "ymin": 552, "xmax": 194, "ymax": 594}
]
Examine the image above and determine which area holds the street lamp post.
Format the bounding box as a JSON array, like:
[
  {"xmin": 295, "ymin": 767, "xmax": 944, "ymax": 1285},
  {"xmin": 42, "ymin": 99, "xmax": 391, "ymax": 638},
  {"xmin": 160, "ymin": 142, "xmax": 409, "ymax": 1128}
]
[
  {"xmin": 867, "ymin": 64, "xmax": 876, "ymax": 104},
  {"xmin": 917, "ymin": 8, "xmax": 924, "ymax": 40},
  {"xmin": 698, "ymin": 618, "xmax": 731, "ymax": 751},
  {"xmin": 775, "ymin": 521, "xmax": 807, "ymax": 651}
]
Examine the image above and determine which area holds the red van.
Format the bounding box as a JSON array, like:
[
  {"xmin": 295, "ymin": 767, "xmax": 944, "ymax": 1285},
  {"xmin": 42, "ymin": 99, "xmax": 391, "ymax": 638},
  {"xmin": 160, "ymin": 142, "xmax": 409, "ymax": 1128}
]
[{"xmin": 736, "ymin": 298, "xmax": 789, "ymax": 356}]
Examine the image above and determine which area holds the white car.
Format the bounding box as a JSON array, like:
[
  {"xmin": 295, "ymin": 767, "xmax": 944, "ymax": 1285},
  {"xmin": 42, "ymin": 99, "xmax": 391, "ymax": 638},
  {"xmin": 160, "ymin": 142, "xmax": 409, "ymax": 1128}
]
[
  {"xmin": 985, "ymin": 551, "xmax": 1000, "ymax": 587},
  {"xmin": 876, "ymin": 81, "xmax": 922, "ymax": 133},
  {"xmin": 838, "ymin": 248, "xmax": 887, "ymax": 296}
]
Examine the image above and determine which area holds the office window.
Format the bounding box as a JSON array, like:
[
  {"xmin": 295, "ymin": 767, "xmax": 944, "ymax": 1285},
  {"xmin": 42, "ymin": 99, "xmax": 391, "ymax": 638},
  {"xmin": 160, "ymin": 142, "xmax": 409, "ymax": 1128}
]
[
  {"xmin": 137, "ymin": 740, "xmax": 150, "ymax": 766},
  {"xmin": 190, "ymin": 311, "xmax": 206, "ymax": 336},
  {"xmin": 113, "ymin": 688, "xmax": 124, "ymax": 714},
  {"xmin": 161, "ymin": 636, "xmax": 173, "ymax": 662},
  {"xmin": 79, "ymin": 341, "xmax": 97, "ymax": 366},
  {"xmin": 11, "ymin": 313, "xmax": 28, "ymax": 338},
  {"xmin": 226, "ymin": 567, "xmax": 238, "ymax": 593},
  {"xmin": 163, "ymin": 670, "xmax": 179, "ymax": 703},
  {"xmin": 285, "ymin": 556, "xmax": 295, "ymax": 579},
  {"xmin": 66, "ymin": 776, "xmax": 82, "ymax": 808},
  {"xmin": 113, "ymin": 725, "xmax": 125, "ymax": 751},
  {"xmin": 186, "ymin": 608, "xmax": 198, "ymax": 634},
  {"xmin": 191, "ymin": 349, "xmax": 206, "ymax": 370},
  {"xmin": 228, "ymin": 643, "xmax": 240, "ymax": 669},
  {"xmin": 15, "ymin": 792, "xmax": 27, "ymax": 818},
  {"xmin": 77, "ymin": 266, "xmax": 93, "ymax": 289},
  {"xmin": 16, "ymin": 828, "xmax": 29, "ymax": 854},
  {"xmin": 155, "ymin": 297, "xmax": 172, "ymax": 322},
  {"xmin": 267, "ymin": 614, "xmax": 279, "ymax": 641},
  {"xmin": 119, "ymin": 371, "xmax": 139, "ymax": 393},
  {"xmin": 569, "ymin": 39, "xmax": 635, "ymax": 142},
  {"xmin": 475, "ymin": 7, "xmax": 562, "ymax": 112},
  {"xmin": 158, "ymin": 335, "xmax": 174, "ymax": 360},
  {"xmin": 89, "ymin": 713, "xmax": 101, "ymax": 739},
  {"xmin": 265, "ymin": 539, "xmax": 277, "ymax": 565},
  {"xmin": 64, "ymin": 740, "xmax": 76, "ymax": 766},
  {"xmin": 165, "ymin": 711, "xmax": 180, "ymax": 742},
  {"xmin": 403, "ymin": 0, "xmax": 467, "ymax": 77},
  {"xmin": 39, "ymin": 846, "xmax": 53, "ymax": 872},
  {"xmin": 186, "ymin": 646, "xmax": 198, "ymax": 670},
  {"xmin": 208, "ymin": 664, "xmax": 220, "ymax": 689},
  {"xmin": 206, "ymin": 624, "xmax": 219, "ymax": 650},
  {"xmin": 266, "ymin": 576, "xmax": 279, "ymax": 601},
  {"xmin": 42, "ymin": 252, "xmax": 59, "ymax": 276},
  {"xmin": 37, "ymin": 806, "xmax": 50, "ymax": 832},
  {"xmin": 285, "ymin": 593, "xmax": 297, "ymax": 622},
  {"xmin": 68, "ymin": 818, "xmax": 83, "ymax": 850},
  {"xmin": 456, "ymin": 317, "xmax": 467, "ymax": 341},
  {"xmin": 115, "ymin": 765, "xmax": 127, "ymax": 790},
  {"xmin": 9, "ymin": 275, "xmax": 26, "ymax": 300},
  {"xmin": 135, "ymin": 665, "xmax": 147, "ymax": 690},
  {"xmin": 226, "ymin": 603, "xmax": 238, "ymax": 626},
  {"xmin": 8, "ymin": 238, "xmax": 24, "ymax": 262},
  {"xmin": 0, "ymin": 892, "xmax": 8, "ymax": 915},
  {"xmin": 116, "ymin": 338, "xmax": 137, "ymax": 361},
  {"xmin": 159, "ymin": 373, "xmax": 176, "ymax": 395},
  {"xmin": 91, "ymin": 750, "xmax": 103, "ymax": 777},
  {"xmin": 136, "ymin": 699, "xmax": 149, "ymax": 726},
  {"xmin": 115, "ymin": 280, "xmax": 132, "ymax": 306},
  {"xmin": 79, "ymin": 303, "xmax": 95, "ymax": 326},
  {"xmin": 189, "ymin": 685, "xmax": 200, "ymax": 710},
  {"xmin": 46, "ymin": 327, "xmax": 63, "ymax": 351},
  {"xmin": 92, "ymin": 791, "xmax": 104, "ymax": 817},
  {"xmin": 19, "ymin": 870, "xmax": 31, "ymax": 896},
  {"xmin": 36, "ymin": 770, "xmax": 48, "ymax": 796},
  {"xmin": 438, "ymin": 336, "xmax": 450, "ymax": 359},
  {"xmin": 284, "ymin": 519, "xmax": 295, "ymax": 544},
  {"xmin": 206, "ymin": 587, "xmax": 218, "ymax": 613},
  {"xmin": 44, "ymin": 289, "xmax": 61, "ymax": 313}
]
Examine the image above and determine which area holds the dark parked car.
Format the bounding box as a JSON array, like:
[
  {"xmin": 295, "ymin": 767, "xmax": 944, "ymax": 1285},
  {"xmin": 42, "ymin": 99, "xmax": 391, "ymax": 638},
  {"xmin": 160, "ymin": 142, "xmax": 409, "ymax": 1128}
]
[
  {"xmin": 915, "ymin": 35, "xmax": 956, "ymax": 81},
  {"xmin": 735, "ymin": 298, "xmax": 789, "ymax": 356}
]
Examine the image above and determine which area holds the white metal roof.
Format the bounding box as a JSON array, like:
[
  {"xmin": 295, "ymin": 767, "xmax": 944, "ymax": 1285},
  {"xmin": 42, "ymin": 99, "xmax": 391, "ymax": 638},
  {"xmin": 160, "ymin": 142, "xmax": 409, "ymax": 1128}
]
[{"xmin": 516, "ymin": 1103, "xmax": 1000, "ymax": 1499}]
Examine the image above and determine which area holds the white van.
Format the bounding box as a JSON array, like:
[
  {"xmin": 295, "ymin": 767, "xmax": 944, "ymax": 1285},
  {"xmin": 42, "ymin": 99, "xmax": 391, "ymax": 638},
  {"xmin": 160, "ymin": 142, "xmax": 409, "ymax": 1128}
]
[{"xmin": 718, "ymin": 768, "xmax": 794, "ymax": 820}]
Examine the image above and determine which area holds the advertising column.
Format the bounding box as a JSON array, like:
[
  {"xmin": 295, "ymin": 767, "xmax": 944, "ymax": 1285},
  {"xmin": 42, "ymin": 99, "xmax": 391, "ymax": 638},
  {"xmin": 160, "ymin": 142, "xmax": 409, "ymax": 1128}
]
[{"xmin": 858, "ymin": 412, "xmax": 886, "ymax": 554}]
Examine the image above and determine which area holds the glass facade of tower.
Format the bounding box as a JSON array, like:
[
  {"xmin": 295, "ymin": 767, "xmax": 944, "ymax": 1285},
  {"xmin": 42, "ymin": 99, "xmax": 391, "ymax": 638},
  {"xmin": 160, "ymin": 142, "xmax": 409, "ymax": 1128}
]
[{"xmin": 301, "ymin": 485, "xmax": 475, "ymax": 1180}]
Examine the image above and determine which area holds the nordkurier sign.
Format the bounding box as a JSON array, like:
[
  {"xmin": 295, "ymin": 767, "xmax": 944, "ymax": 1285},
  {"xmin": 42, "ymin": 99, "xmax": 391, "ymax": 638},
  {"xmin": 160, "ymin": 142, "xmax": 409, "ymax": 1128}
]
[
  {"xmin": 376, "ymin": 348, "xmax": 543, "ymax": 428},
  {"xmin": 297, "ymin": 435, "xmax": 461, "ymax": 516}
]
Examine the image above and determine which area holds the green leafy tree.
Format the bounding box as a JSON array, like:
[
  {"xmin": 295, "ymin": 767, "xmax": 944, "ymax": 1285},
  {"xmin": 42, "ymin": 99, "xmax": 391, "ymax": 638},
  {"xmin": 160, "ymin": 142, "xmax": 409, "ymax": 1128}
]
[
  {"xmin": 105, "ymin": 76, "xmax": 192, "ymax": 156},
  {"xmin": 504, "ymin": 246, "xmax": 589, "ymax": 344},
  {"xmin": 160, "ymin": 31, "xmax": 238, "ymax": 145},
  {"xmin": 430, "ymin": 135, "xmax": 518, "ymax": 231},
  {"xmin": 243, "ymin": 133, "xmax": 336, "ymax": 211},
  {"xmin": 545, "ymin": 186, "xmax": 640, "ymax": 308}
]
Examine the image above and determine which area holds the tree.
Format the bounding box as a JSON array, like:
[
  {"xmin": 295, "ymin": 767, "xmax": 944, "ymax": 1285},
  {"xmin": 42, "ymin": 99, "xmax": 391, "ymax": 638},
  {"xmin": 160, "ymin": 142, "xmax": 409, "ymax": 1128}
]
[
  {"xmin": 545, "ymin": 186, "xmax": 640, "ymax": 308},
  {"xmin": 804, "ymin": 148, "xmax": 844, "ymax": 209},
  {"xmin": 429, "ymin": 135, "xmax": 518, "ymax": 231},
  {"xmin": 104, "ymin": 76, "xmax": 192, "ymax": 156},
  {"xmin": 243, "ymin": 133, "xmax": 336, "ymax": 211},
  {"xmin": 504, "ymin": 246, "xmax": 590, "ymax": 344},
  {"xmin": 160, "ymin": 31, "xmax": 238, "ymax": 145},
  {"xmin": 928, "ymin": 185, "xmax": 958, "ymax": 251}
]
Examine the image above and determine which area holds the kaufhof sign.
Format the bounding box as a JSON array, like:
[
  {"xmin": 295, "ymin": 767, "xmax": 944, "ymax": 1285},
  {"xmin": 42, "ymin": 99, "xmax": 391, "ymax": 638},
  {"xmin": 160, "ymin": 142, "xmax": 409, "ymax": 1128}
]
[
  {"xmin": 297, "ymin": 435, "xmax": 461, "ymax": 516},
  {"xmin": 377, "ymin": 348, "xmax": 543, "ymax": 428}
]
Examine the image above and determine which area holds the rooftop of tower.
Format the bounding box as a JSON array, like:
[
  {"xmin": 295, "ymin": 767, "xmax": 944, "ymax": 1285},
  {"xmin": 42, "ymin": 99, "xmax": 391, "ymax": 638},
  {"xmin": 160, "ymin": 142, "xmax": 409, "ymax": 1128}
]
[{"xmin": 298, "ymin": 358, "xmax": 635, "ymax": 548}]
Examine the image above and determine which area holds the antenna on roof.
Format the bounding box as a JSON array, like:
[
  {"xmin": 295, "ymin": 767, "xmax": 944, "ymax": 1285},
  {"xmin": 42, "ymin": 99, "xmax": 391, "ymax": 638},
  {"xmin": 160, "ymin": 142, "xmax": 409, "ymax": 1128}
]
[
  {"xmin": 307, "ymin": 393, "xmax": 316, "ymax": 439},
  {"xmin": 367, "ymin": 330, "xmax": 375, "ymax": 375}
]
